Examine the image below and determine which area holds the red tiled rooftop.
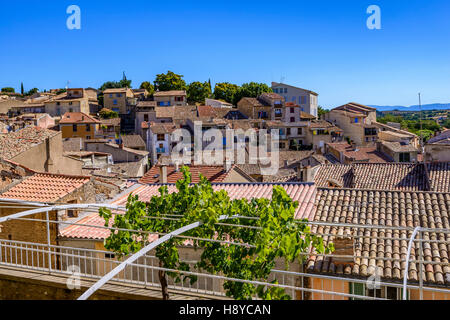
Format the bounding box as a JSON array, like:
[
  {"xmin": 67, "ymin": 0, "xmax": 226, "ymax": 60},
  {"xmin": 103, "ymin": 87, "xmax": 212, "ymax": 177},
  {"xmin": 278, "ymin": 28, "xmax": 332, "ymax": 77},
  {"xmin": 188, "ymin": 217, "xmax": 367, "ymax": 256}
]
[
  {"xmin": 60, "ymin": 112, "xmax": 101, "ymax": 124},
  {"xmin": 1, "ymin": 173, "xmax": 91, "ymax": 203},
  {"xmin": 139, "ymin": 165, "xmax": 232, "ymax": 184},
  {"xmin": 0, "ymin": 126, "xmax": 60, "ymax": 160}
]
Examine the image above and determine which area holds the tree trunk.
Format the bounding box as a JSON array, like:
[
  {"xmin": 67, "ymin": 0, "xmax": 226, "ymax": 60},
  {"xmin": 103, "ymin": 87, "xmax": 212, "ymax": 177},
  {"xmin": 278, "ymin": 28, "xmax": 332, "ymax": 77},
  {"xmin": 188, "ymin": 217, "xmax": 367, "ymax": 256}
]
[{"xmin": 158, "ymin": 260, "xmax": 170, "ymax": 300}]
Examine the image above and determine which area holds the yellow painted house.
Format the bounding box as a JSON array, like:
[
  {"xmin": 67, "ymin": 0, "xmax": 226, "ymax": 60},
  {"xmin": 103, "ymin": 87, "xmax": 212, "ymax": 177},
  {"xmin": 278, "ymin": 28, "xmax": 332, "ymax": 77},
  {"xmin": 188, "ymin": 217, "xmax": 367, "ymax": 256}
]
[{"xmin": 59, "ymin": 112, "xmax": 101, "ymax": 140}]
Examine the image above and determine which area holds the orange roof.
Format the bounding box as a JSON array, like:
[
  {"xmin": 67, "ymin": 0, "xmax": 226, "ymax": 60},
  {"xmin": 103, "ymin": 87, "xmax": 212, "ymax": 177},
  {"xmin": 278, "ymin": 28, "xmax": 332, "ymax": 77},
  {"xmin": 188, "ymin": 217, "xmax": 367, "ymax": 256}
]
[
  {"xmin": 1, "ymin": 173, "xmax": 91, "ymax": 203},
  {"xmin": 139, "ymin": 165, "xmax": 232, "ymax": 184},
  {"xmin": 60, "ymin": 112, "xmax": 101, "ymax": 124}
]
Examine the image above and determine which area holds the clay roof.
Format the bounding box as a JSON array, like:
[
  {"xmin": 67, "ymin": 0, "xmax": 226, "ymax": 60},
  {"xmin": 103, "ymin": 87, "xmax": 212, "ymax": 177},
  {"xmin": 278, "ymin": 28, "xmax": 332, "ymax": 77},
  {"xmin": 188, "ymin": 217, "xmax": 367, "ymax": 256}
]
[
  {"xmin": 309, "ymin": 120, "xmax": 342, "ymax": 131},
  {"xmin": 428, "ymin": 129, "xmax": 450, "ymax": 144},
  {"xmin": 136, "ymin": 101, "xmax": 157, "ymax": 108},
  {"xmin": 100, "ymin": 117, "xmax": 121, "ymax": 126},
  {"xmin": 380, "ymin": 141, "xmax": 419, "ymax": 153},
  {"xmin": 333, "ymin": 102, "xmax": 377, "ymax": 113},
  {"xmin": 60, "ymin": 112, "xmax": 101, "ymax": 124},
  {"xmin": 103, "ymin": 88, "xmax": 129, "ymax": 94},
  {"xmin": 427, "ymin": 162, "xmax": 450, "ymax": 192},
  {"xmin": 238, "ymin": 97, "xmax": 268, "ymax": 107},
  {"xmin": 59, "ymin": 182, "xmax": 317, "ymax": 240},
  {"xmin": 307, "ymin": 188, "xmax": 450, "ymax": 286},
  {"xmin": 155, "ymin": 105, "xmax": 197, "ymax": 120},
  {"xmin": 259, "ymin": 92, "xmax": 284, "ymax": 100},
  {"xmin": 121, "ymin": 135, "xmax": 146, "ymax": 149},
  {"xmin": 139, "ymin": 165, "xmax": 235, "ymax": 184},
  {"xmin": 197, "ymin": 105, "xmax": 216, "ymax": 118},
  {"xmin": 1, "ymin": 173, "xmax": 91, "ymax": 203},
  {"xmin": 105, "ymin": 143, "xmax": 149, "ymax": 156},
  {"xmin": 149, "ymin": 122, "xmax": 178, "ymax": 134},
  {"xmin": 0, "ymin": 126, "xmax": 59, "ymax": 160},
  {"xmin": 314, "ymin": 163, "xmax": 450, "ymax": 192},
  {"xmin": 153, "ymin": 90, "xmax": 186, "ymax": 97},
  {"xmin": 327, "ymin": 142, "xmax": 392, "ymax": 163}
]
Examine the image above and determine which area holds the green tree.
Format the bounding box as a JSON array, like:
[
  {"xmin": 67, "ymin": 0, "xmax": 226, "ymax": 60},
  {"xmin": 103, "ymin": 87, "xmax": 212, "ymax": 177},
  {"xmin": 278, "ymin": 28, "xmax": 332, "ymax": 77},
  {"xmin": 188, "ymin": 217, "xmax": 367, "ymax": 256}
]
[
  {"xmin": 56, "ymin": 88, "xmax": 67, "ymax": 95},
  {"xmin": 99, "ymin": 78, "xmax": 132, "ymax": 92},
  {"xmin": 213, "ymin": 82, "xmax": 240, "ymax": 104},
  {"xmin": 140, "ymin": 81, "xmax": 155, "ymax": 96},
  {"xmin": 187, "ymin": 81, "xmax": 212, "ymax": 104},
  {"xmin": 233, "ymin": 82, "xmax": 272, "ymax": 105},
  {"xmin": 318, "ymin": 106, "xmax": 329, "ymax": 119},
  {"xmin": 24, "ymin": 88, "xmax": 38, "ymax": 96},
  {"xmin": 154, "ymin": 71, "xmax": 187, "ymax": 92},
  {"xmin": 99, "ymin": 167, "xmax": 333, "ymax": 300},
  {"xmin": 1, "ymin": 87, "xmax": 15, "ymax": 93},
  {"xmin": 99, "ymin": 108, "xmax": 119, "ymax": 119},
  {"xmin": 20, "ymin": 82, "xmax": 24, "ymax": 95}
]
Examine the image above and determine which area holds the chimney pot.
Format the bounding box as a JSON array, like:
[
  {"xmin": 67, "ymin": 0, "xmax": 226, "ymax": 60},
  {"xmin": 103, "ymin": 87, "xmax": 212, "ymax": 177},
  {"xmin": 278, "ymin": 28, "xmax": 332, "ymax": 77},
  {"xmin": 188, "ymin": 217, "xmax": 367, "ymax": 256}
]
[{"xmin": 160, "ymin": 165, "xmax": 168, "ymax": 184}]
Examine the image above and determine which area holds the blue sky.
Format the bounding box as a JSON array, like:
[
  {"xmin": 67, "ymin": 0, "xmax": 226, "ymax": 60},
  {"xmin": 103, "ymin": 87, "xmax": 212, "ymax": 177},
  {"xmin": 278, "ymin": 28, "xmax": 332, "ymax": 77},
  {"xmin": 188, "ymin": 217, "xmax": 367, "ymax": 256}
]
[{"xmin": 0, "ymin": 0, "xmax": 449, "ymax": 108}]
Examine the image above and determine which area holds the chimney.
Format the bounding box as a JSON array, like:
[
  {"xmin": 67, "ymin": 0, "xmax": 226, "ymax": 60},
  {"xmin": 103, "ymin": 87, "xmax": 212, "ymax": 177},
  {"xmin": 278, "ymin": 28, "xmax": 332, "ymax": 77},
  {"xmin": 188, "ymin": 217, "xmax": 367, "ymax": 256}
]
[
  {"xmin": 331, "ymin": 232, "xmax": 355, "ymax": 266},
  {"xmin": 159, "ymin": 165, "xmax": 168, "ymax": 184},
  {"xmin": 174, "ymin": 162, "xmax": 180, "ymax": 172},
  {"xmin": 351, "ymin": 141, "xmax": 357, "ymax": 151},
  {"xmin": 119, "ymin": 143, "xmax": 124, "ymax": 149},
  {"xmin": 224, "ymin": 160, "xmax": 232, "ymax": 173},
  {"xmin": 297, "ymin": 163, "xmax": 304, "ymax": 181}
]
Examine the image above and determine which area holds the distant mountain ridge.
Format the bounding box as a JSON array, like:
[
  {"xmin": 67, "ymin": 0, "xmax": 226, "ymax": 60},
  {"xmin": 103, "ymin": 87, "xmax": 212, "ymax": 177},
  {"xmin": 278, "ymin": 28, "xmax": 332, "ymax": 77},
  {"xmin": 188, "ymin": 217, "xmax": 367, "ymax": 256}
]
[{"xmin": 369, "ymin": 103, "xmax": 450, "ymax": 112}]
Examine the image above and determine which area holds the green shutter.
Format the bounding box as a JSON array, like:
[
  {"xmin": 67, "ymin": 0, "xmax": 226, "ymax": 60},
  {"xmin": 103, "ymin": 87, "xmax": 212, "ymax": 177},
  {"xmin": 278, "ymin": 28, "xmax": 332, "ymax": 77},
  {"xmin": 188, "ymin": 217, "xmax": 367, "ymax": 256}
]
[{"xmin": 350, "ymin": 282, "xmax": 365, "ymax": 300}]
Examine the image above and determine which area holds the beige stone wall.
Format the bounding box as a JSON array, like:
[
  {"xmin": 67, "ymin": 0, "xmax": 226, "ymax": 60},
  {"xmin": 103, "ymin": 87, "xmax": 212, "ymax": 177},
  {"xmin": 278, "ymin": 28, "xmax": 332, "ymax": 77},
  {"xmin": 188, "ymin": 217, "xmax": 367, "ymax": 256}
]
[
  {"xmin": 425, "ymin": 144, "xmax": 450, "ymax": 162},
  {"xmin": 45, "ymin": 99, "xmax": 90, "ymax": 117},
  {"xmin": 11, "ymin": 131, "xmax": 83, "ymax": 175},
  {"xmin": 326, "ymin": 111, "xmax": 365, "ymax": 145},
  {"xmin": 222, "ymin": 169, "xmax": 251, "ymax": 183}
]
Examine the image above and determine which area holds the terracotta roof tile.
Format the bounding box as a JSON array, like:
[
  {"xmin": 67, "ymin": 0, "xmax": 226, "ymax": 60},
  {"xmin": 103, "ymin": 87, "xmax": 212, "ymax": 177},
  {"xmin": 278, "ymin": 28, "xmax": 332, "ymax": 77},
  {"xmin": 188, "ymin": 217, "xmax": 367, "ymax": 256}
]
[
  {"xmin": 60, "ymin": 112, "xmax": 101, "ymax": 124},
  {"xmin": 0, "ymin": 126, "xmax": 59, "ymax": 160},
  {"xmin": 121, "ymin": 135, "xmax": 146, "ymax": 149},
  {"xmin": 139, "ymin": 165, "xmax": 232, "ymax": 184},
  {"xmin": 307, "ymin": 188, "xmax": 450, "ymax": 286},
  {"xmin": 314, "ymin": 162, "xmax": 450, "ymax": 192},
  {"xmin": 1, "ymin": 173, "xmax": 90, "ymax": 203}
]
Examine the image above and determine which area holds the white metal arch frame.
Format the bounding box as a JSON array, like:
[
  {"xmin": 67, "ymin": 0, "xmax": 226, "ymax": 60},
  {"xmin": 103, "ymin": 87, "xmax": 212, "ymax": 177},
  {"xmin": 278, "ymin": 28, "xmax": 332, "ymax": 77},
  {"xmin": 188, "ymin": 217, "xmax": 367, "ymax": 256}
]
[
  {"xmin": 0, "ymin": 202, "xmax": 243, "ymax": 300},
  {"xmin": 0, "ymin": 201, "xmax": 438, "ymax": 300},
  {"xmin": 78, "ymin": 214, "xmax": 240, "ymax": 300}
]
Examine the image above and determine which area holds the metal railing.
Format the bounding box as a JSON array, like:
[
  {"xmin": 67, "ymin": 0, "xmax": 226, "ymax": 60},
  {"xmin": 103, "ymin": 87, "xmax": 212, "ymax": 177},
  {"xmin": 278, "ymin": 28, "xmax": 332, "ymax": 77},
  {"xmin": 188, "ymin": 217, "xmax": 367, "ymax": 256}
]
[{"xmin": 0, "ymin": 202, "xmax": 448, "ymax": 300}]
